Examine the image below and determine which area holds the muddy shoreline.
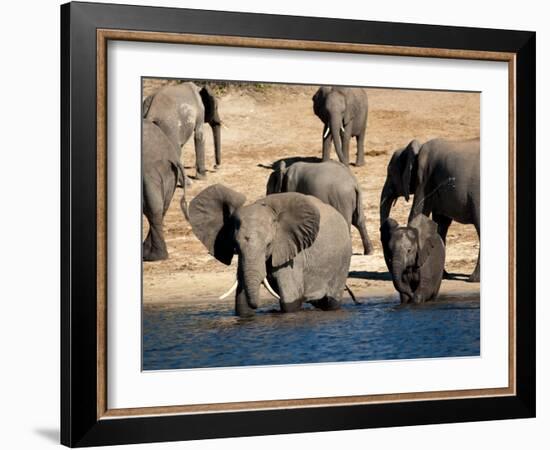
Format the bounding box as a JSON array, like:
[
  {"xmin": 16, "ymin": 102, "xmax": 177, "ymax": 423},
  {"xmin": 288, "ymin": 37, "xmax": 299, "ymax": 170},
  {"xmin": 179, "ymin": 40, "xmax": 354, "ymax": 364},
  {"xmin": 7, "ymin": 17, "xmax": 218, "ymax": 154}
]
[{"xmin": 142, "ymin": 82, "xmax": 480, "ymax": 307}]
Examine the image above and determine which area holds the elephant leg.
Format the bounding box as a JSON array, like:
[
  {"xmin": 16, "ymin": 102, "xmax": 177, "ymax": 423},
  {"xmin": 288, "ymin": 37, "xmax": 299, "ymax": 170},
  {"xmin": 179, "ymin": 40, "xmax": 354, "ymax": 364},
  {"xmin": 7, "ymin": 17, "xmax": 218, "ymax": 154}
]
[
  {"xmin": 143, "ymin": 214, "xmax": 168, "ymax": 261},
  {"xmin": 399, "ymin": 292, "xmax": 412, "ymax": 304},
  {"xmin": 355, "ymin": 132, "xmax": 366, "ymax": 167},
  {"xmin": 280, "ymin": 298, "xmax": 303, "ymax": 313},
  {"xmin": 194, "ymin": 124, "xmax": 207, "ymax": 179},
  {"xmin": 143, "ymin": 177, "xmax": 169, "ymax": 261},
  {"xmin": 309, "ymin": 297, "xmax": 341, "ymax": 311},
  {"xmin": 273, "ymin": 267, "xmax": 304, "ymax": 313},
  {"xmin": 433, "ymin": 213, "xmax": 452, "ymax": 279},
  {"xmin": 468, "ymin": 220, "xmax": 481, "ymax": 283},
  {"xmin": 322, "ymin": 125, "xmax": 332, "ymax": 161},
  {"xmin": 353, "ymin": 215, "xmax": 373, "ymax": 255},
  {"xmin": 413, "ymin": 270, "xmax": 433, "ymax": 304}
]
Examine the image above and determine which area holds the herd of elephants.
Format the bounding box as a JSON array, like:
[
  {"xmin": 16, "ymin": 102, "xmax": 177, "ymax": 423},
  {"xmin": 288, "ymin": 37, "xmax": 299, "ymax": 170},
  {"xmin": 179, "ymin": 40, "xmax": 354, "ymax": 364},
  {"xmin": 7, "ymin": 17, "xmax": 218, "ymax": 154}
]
[{"xmin": 142, "ymin": 81, "xmax": 480, "ymax": 317}]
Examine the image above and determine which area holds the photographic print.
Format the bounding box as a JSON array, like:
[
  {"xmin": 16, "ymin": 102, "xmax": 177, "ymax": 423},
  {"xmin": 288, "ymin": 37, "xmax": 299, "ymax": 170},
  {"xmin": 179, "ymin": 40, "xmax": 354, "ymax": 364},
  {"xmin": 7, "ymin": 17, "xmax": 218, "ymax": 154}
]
[{"xmin": 141, "ymin": 79, "xmax": 480, "ymax": 371}]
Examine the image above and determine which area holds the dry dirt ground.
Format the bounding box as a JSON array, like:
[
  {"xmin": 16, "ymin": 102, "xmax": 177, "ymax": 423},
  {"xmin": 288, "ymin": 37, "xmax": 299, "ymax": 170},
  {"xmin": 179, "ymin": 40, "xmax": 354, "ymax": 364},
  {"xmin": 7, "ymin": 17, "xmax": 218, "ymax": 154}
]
[{"xmin": 142, "ymin": 80, "xmax": 480, "ymax": 305}]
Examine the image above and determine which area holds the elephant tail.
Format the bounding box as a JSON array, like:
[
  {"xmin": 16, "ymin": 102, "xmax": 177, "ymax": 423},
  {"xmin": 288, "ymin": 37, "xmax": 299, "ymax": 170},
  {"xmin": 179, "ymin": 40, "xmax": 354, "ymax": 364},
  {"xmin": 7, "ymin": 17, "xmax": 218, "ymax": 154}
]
[
  {"xmin": 352, "ymin": 185, "xmax": 363, "ymax": 225},
  {"xmin": 345, "ymin": 284, "xmax": 361, "ymax": 305},
  {"xmin": 142, "ymin": 94, "xmax": 154, "ymax": 117},
  {"xmin": 171, "ymin": 161, "xmax": 189, "ymax": 220}
]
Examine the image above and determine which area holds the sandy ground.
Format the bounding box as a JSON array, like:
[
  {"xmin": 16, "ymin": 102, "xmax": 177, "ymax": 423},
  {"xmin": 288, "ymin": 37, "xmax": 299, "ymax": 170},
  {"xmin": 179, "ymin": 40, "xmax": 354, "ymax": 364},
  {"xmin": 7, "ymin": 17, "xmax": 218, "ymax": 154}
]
[{"xmin": 142, "ymin": 80, "xmax": 480, "ymax": 304}]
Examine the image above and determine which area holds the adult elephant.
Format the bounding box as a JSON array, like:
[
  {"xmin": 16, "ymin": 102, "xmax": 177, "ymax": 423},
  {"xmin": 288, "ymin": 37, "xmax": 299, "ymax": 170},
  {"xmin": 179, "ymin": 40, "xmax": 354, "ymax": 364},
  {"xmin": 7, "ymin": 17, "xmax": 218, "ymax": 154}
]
[
  {"xmin": 142, "ymin": 119, "xmax": 187, "ymax": 261},
  {"xmin": 143, "ymin": 82, "xmax": 221, "ymax": 179},
  {"xmin": 312, "ymin": 86, "xmax": 369, "ymax": 166},
  {"xmin": 266, "ymin": 159, "xmax": 374, "ymax": 255},
  {"xmin": 188, "ymin": 184, "xmax": 352, "ymax": 317},
  {"xmin": 379, "ymin": 138, "xmax": 480, "ymax": 282}
]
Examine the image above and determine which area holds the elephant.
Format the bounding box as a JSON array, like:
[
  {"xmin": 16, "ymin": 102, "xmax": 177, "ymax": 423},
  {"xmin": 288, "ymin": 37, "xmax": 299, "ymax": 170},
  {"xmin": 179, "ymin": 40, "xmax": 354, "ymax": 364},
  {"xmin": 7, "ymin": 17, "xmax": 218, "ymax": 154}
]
[
  {"xmin": 142, "ymin": 119, "xmax": 187, "ymax": 261},
  {"xmin": 188, "ymin": 184, "xmax": 353, "ymax": 317},
  {"xmin": 312, "ymin": 86, "xmax": 369, "ymax": 166},
  {"xmin": 381, "ymin": 214, "xmax": 446, "ymax": 304},
  {"xmin": 379, "ymin": 138, "xmax": 480, "ymax": 282},
  {"xmin": 266, "ymin": 159, "xmax": 374, "ymax": 255},
  {"xmin": 142, "ymin": 82, "xmax": 221, "ymax": 179}
]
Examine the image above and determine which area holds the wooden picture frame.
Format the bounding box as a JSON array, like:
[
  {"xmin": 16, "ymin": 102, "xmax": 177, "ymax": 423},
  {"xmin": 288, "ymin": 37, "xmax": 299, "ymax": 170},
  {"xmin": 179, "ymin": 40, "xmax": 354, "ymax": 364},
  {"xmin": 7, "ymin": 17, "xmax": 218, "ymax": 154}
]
[{"xmin": 61, "ymin": 1, "xmax": 535, "ymax": 446}]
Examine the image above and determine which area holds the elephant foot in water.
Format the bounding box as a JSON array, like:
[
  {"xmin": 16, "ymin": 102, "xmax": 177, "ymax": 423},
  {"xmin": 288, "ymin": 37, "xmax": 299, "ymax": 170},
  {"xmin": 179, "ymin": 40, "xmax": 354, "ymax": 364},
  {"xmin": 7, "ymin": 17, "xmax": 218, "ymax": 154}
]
[
  {"xmin": 308, "ymin": 297, "xmax": 341, "ymax": 311},
  {"xmin": 280, "ymin": 299, "xmax": 303, "ymax": 313}
]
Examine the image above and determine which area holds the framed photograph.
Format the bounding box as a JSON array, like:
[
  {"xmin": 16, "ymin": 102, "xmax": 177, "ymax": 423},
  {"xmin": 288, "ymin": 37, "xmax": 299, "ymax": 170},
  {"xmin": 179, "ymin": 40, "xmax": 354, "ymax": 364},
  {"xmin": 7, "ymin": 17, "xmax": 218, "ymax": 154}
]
[{"xmin": 61, "ymin": 1, "xmax": 535, "ymax": 447}]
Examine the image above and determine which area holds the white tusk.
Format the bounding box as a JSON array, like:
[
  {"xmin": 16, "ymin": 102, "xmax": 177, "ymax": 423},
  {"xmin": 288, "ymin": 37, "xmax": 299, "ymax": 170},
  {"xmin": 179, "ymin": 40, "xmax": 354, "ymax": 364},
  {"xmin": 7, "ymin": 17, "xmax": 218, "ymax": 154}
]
[
  {"xmin": 340, "ymin": 125, "xmax": 345, "ymax": 133},
  {"xmin": 218, "ymin": 279, "xmax": 238, "ymax": 300},
  {"xmin": 262, "ymin": 277, "xmax": 280, "ymax": 300},
  {"xmin": 323, "ymin": 127, "xmax": 330, "ymax": 139}
]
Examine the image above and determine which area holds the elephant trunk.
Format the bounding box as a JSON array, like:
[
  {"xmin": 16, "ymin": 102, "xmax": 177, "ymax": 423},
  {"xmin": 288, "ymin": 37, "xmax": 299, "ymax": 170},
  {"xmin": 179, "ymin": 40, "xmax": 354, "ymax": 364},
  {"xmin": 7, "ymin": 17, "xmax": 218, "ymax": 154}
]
[
  {"xmin": 391, "ymin": 260, "xmax": 413, "ymax": 297},
  {"xmin": 330, "ymin": 116, "xmax": 345, "ymax": 164},
  {"xmin": 380, "ymin": 180, "xmax": 396, "ymax": 226},
  {"xmin": 212, "ymin": 123, "xmax": 221, "ymax": 168},
  {"xmin": 238, "ymin": 255, "xmax": 266, "ymax": 311}
]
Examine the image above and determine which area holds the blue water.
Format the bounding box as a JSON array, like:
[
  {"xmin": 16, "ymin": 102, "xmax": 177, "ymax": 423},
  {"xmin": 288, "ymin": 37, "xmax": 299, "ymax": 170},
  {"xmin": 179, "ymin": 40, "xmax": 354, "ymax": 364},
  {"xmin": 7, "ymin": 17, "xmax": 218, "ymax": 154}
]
[{"xmin": 142, "ymin": 293, "xmax": 480, "ymax": 370}]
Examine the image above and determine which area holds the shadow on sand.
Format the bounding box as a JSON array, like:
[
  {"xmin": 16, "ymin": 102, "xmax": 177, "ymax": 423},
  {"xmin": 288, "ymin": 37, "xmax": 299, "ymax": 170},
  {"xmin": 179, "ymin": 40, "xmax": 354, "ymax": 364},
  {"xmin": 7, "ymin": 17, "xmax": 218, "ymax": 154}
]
[
  {"xmin": 257, "ymin": 156, "xmax": 323, "ymax": 170},
  {"xmin": 348, "ymin": 270, "xmax": 392, "ymax": 281}
]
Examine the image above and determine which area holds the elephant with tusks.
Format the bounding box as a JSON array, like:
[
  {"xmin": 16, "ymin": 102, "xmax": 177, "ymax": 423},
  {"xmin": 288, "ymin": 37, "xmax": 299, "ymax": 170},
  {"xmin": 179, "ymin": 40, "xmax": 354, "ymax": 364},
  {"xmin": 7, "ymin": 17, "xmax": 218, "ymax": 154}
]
[{"xmin": 188, "ymin": 184, "xmax": 356, "ymax": 316}]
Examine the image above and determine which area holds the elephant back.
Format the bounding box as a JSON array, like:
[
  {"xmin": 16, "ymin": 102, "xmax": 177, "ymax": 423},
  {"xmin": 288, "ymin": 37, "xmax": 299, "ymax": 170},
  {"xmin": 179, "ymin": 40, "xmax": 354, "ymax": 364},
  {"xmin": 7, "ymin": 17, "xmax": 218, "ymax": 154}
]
[{"xmin": 142, "ymin": 120, "xmax": 180, "ymax": 165}]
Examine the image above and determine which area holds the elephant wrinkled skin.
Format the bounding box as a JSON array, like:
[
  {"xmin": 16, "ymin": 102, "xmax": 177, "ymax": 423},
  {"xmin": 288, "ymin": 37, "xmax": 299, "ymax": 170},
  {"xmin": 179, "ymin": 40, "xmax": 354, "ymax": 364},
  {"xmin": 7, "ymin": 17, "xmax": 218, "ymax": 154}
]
[
  {"xmin": 188, "ymin": 184, "xmax": 352, "ymax": 317},
  {"xmin": 312, "ymin": 86, "xmax": 369, "ymax": 166},
  {"xmin": 380, "ymin": 138, "xmax": 480, "ymax": 282},
  {"xmin": 142, "ymin": 119, "xmax": 187, "ymax": 261},
  {"xmin": 143, "ymin": 82, "xmax": 222, "ymax": 179},
  {"xmin": 381, "ymin": 214, "xmax": 446, "ymax": 304},
  {"xmin": 266, "ymin": 159, "xmax": 373, "ymax": 255}
]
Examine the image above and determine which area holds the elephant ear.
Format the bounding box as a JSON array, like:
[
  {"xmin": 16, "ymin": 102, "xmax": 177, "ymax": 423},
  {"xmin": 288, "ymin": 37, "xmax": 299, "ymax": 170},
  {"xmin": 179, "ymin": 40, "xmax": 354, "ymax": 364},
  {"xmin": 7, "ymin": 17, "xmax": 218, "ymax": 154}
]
[
  {"xmin": 312, "ymin": 87, "xmax": 329, "ymax": 117},
  {"xmin": 264, "ymin": 193, "xmax": 320, "ymax": 268},
  {"xmin": 409, "ymin": 214, "xmax": 438, "ymax": 267},
  {"xmin": 266, "ymin": 161, "xmax": 287, "ymax": 195},
  {"xmin": 188, "ymin": 184, "xmax": 246, "ymax": 265},
  {"xmin": 380, "ymin": 218, "xmax": 399, "ymax": 267},
  {"xmin": 199, "ymin": 86, "xmax": 220, "ymax": 125},
  {"xmin": 142, "ymin": 94, "xmax": 154, "ymax": 118},
  {"xmin": 401, "ymin": 139, "xmax": 421, "ymax": 201}
]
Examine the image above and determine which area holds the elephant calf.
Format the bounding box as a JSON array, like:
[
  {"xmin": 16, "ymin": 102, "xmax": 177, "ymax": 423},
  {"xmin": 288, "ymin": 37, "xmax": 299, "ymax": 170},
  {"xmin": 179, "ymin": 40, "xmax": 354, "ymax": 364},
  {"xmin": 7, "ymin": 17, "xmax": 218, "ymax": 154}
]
[
  {"xmin": 266, "ymin": 159, "xmax": 373, "ymax": 255},
  {"xmin": 142, "ymin": 119, "xmax": 187, "ymax": 261},
  {"xmin": 381, "ymin": 214, "xmax": 445, "ymax": 304},
  {"xmin": 188, "ymin": 184, "xmax": 352, "ymax": 316}
]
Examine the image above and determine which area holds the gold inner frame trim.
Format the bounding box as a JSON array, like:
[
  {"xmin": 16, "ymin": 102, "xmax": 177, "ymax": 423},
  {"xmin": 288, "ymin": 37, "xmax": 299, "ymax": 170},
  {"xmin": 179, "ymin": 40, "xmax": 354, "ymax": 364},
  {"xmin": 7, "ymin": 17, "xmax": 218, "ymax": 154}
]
[{"xmin": 96, "ymin": 28, "xmax": 517, "ymax": 420}]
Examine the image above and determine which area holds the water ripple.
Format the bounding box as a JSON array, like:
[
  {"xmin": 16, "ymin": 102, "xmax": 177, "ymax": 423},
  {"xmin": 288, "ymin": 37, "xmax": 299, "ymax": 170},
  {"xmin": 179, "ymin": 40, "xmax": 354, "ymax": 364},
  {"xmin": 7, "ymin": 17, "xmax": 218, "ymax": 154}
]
[{"xmin": 143, "ymin": 293, "xmax": 480, "ymax": 370}]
